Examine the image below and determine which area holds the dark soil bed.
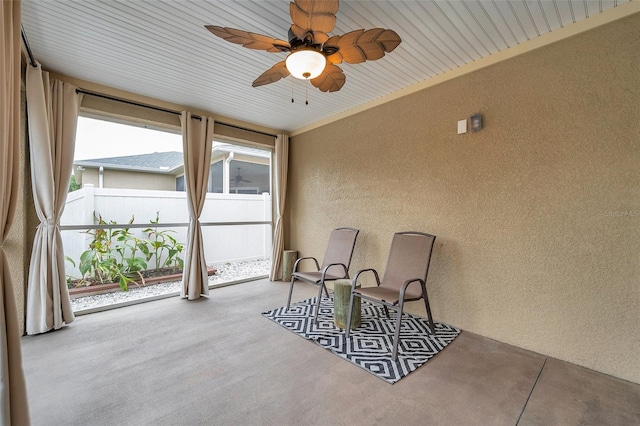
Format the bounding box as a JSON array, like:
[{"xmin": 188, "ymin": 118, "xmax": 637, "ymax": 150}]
[{"xmin": 69, "ymin": 267, "xmax": 216, "ymax": 289}]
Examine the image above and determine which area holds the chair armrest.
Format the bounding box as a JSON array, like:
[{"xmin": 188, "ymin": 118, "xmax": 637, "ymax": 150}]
[
  {"xmin": 399, "ymin": 278, "xmax": 425, "ymax": 301},
  {"xmin": 320, "ymin": 262, "xmax": 349, "ymax": 280},
  {"xmin": 292, "ymin": 256, "xmax": 320, "ymax": 273},
  {"xmin": 352, "ymin": 268, "xmax": 381, "ymax": 289}
]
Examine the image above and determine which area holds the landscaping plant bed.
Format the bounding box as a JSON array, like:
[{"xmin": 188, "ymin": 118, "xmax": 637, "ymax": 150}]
[{"xmin": 69, "ymin": 267, "xmax": 217, "ymax": 299}]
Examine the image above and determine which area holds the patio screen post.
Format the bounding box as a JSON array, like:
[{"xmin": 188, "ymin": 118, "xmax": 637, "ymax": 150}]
[
  {"xmin": 269, "ymin": 134, "xmax": 289, "ymax": 281},
  {"xmin": 25, "ymin": 64, "xmax": 82, "ymax": 335},
  {"xmin": 1, "ymin": 0, "xmax": 31, "ymax": 423},
  {"xmin": 180, "ymin": 112, "xmax": 214, "ymax": 300}
]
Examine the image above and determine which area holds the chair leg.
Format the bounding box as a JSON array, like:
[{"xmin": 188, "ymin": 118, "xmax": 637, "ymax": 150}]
[
  {"xmin": 391, "ymin": 302, "xmax": 404, "ymax": 361},
  {"xmin": 383, "ymin": 306, "xmax": 390, "ymax": 319},
  {"xmin": 421, "ymin": 283, "xmax": 436, "ymax": 334},
  {"xmin": 322, "ymin": 283, "xmax": 329, "ymax": 298},
  {"xmin": 313, "ymin": 282, "xmax": 325, "ymax": 324},
  {"xmin": 286, "ymin": 276, "xmax": 296, "ymax": 311}
]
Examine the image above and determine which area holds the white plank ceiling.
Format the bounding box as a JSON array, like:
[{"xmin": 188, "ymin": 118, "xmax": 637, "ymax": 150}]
[{"xmin": 21, "ymin": 0, "xmax": 630, "ymax": 133}]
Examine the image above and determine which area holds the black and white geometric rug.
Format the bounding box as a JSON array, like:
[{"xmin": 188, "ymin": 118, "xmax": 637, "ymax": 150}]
[{"xmin": 262, "ymin": 295, "xmax": 460, "ymax": 384}]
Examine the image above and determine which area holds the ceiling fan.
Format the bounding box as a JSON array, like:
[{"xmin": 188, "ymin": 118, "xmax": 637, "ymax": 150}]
[
  {"xmin": 205, "ymin": 0, "xmax": 402, "ymax": 93},
  {"xmin": 233, "ymin": 168, "xmax": 252, "ymax": 186}
]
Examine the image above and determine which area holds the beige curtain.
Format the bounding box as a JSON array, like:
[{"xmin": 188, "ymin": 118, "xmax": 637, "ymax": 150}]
[
  {"xmin": 269, "ymin": 134, "xmax": 289, "ymax": 281},
  {"xmin": 25, "ymin": 64, "xmax": 82, "ymax": 335},
  {"xmin": 180, "ymin": 112, "xmax": 214, "ymax": 300},
  {"xmin": 1, "ymin": 1, "xmax": 31, "ymax": 424}
]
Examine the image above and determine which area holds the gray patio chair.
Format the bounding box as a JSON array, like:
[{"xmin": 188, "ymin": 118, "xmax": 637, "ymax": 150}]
[
  {"xmin": 346, "ymin": 231, "xmax": 436, "ymax": 361},
  {"xmin": 286, "ymin": 227, "xmax": 359, "ymax": 323}
]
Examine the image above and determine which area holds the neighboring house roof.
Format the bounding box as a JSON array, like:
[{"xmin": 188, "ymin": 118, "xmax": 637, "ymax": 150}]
[
  {"xmin": 74, "ymin": 144, "xmax": 270, "ymax": 175},
  {"xmin": 75, "ymin": 151, "xmax": 184, "ymax": 174}
]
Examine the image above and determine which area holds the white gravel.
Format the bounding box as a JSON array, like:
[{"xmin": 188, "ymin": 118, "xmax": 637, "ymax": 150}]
[{"xmin": 71, "ymin": 259, "xmax": 272, "ymax": 312}]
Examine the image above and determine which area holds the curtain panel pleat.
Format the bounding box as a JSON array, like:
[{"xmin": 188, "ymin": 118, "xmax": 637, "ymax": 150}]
[
  {"xmin": 180, "ymin": 112, "xmax": 214, "ymax": 300},
  {"xmin": 25, "ymin": 64, "xmax": 82, "ymax": 335},
  {"xmin": 1, "ymin": 0, "xmax": 31, "ymax": 424},
  {"xmin": 269, "ymin": 134, "xmax": 289, "ymax": 281}
]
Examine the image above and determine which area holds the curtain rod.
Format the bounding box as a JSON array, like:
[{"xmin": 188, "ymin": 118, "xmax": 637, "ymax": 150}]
[
  {"xmin": 21, "ymin": 25, "xmax": 37, "ymax": 67},
  {"xmin": 76, "ymin": 89, "xmax": 278, "ymax": 138}
]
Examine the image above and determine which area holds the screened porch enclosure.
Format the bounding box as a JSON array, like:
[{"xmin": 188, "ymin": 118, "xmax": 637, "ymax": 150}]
[{"xmin": 63, "ymin": 116, "xmax": 274, "ymax": 300}]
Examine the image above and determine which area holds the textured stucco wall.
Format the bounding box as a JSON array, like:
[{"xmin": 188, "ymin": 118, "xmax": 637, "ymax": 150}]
[
  {"xmin": 80, "ymin": 168, "xmax": 176, "ymax": 191},
  {"xmin": 287, "ymin": 14, "xmax": 640, "ymax": 383}
]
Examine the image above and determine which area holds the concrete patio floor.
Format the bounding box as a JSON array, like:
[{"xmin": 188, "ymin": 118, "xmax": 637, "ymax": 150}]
[{"xmin": 20, "ymin": 278, "xmax": 640, "ymax": 425}]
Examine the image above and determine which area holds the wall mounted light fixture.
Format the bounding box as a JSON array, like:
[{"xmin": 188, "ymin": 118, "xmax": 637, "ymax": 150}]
[{"xmin": 470, "ymin": 114, "xmax": 483, "ymax": 132}]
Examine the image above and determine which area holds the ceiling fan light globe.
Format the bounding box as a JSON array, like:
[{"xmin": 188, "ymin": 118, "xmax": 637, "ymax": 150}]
[{"xmin": 285, "ymin": 50, "xmax": 326, "ymax": 80}]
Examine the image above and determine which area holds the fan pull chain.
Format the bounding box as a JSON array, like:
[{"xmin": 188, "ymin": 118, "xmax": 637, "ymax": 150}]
[{"xmin": 289, "ymin": 79, "xmax": 311, "ymax": 105}]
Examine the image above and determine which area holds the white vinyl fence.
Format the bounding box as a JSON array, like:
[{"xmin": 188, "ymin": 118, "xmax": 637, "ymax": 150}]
[{"xmin": 61, "ymin": 185, "xmax": 272, "ymax": 279}]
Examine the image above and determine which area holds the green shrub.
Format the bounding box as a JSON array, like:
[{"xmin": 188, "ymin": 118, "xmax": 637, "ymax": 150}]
[
  {"xmin": 143, "ymin": 212, "xmax": 184, "ymax": 272},
  {"xmin": 76, "ymin": 212, "xmax": 183, "ymax": 291}
]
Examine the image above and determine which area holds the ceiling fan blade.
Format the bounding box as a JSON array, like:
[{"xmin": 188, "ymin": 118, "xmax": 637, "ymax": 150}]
[
  {"xmin": 252, "ymin": 61, "xmax": 290, "ymax": 87},
  {"xmin": 311, "ymin": 64, "xmax": 345, "ymax": 92},
  {"xmin": 289, "ymin": 0, "xmax": 338, "ymax": 44},
  {"xmin": 205, "ymin": 25, "xmax": 290, "ymax": 52},
  {"xmin": 324, "ymin": 29, "xmax": 401, "ymax": 64},
  {"xmin": 325, "ymin": 48, "xmax": 342, "ymax": 65}
]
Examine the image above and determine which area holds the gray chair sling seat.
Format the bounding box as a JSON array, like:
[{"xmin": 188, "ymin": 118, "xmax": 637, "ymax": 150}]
[
  {"xmin": 291, "ymin": 270, "xmax": 347, "ymax": 284},
  {"xmin": 355, "ymin": 283, "xmax": 424, "ymax": 305}
]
